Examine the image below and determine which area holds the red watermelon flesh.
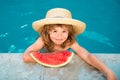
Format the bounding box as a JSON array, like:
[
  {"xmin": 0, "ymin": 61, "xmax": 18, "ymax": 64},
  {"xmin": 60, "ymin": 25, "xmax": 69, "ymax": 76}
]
[{"xmin": 30, "ymin": 50, "xmax": 74, "ymax": 67}]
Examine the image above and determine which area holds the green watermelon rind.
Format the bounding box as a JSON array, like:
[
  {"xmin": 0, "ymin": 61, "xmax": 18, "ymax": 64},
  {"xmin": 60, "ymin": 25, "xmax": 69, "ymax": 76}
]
[{"xmin": 30, "ymin": 52, "xmax": 74, "ymax": 67}]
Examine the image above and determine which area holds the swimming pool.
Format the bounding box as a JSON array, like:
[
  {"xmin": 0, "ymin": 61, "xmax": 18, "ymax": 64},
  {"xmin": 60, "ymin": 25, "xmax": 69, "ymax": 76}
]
[{"xmin": 0, "ymin": 0, "xmax": 120, "ymax": 53}]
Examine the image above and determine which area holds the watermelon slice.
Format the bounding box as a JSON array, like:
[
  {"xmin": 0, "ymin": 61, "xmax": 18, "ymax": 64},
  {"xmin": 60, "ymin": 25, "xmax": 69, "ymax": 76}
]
[{"xmin": 30, "ymin": 50, "xmax": 74, "ymax": 67}]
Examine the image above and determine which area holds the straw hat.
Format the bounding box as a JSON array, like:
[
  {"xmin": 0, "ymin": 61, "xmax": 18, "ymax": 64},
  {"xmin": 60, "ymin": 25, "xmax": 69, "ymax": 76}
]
[{"xmin": 32, "ymin": 8, "xmax": 86, "ymax": 34}]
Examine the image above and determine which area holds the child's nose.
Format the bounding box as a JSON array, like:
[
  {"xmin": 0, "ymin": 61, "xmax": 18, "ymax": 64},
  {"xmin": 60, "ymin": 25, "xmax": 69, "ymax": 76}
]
[{"xmin": 57, "ymin": 33, "xmax": 62, "ymax": 37}]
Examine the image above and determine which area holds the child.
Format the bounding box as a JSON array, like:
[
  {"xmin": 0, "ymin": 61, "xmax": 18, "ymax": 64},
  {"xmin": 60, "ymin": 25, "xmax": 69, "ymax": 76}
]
[{"xmin": 22, "ymin": 8, "xmax": 117, "ymax": 80}]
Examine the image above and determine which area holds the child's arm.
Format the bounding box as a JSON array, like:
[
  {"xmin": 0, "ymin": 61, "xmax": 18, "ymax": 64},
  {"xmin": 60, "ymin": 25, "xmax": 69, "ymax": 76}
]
[
  {"xmin": 70, "ymin": 41, "xmax": 117, "ymax": 80},
  {"xmin": 22, "ymin": 37, "xmax": 44, "ymax": 62}
]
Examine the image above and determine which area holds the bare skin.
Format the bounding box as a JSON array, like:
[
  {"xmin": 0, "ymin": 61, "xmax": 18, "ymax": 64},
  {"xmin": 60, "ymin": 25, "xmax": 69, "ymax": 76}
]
[{"xmin": 22, "ymin": 26, "xmax": 117, "ymax": 80}]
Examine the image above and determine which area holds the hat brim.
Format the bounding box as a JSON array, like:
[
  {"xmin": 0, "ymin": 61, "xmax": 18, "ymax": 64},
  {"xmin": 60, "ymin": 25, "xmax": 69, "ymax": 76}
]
[{"xmin": 32, "ymin": 18, "xmax": 86, "ymax": 34}]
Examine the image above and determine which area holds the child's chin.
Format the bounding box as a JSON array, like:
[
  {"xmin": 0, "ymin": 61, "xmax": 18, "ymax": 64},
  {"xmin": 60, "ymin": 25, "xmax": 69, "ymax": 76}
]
[{"xmin": 54, "ymin": 42, "xmax": 63, "ymax": 45}]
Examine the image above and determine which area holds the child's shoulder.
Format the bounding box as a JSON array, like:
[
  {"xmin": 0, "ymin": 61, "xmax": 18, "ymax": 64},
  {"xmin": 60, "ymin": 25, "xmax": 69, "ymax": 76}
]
[
  {"xmin": 70, "ymin": 41, "xmax": 79, "ymax": 47},
  {"xmin": 37, "ymin": 37, "xmax": 43, "ymax": 41},
  {"xmin": 35, "ymin": 37, "xmax": 44, "ymax": 45},
  {"xmin": 69, "ymin": 41, "xmax": 83, "ymax": 50}
]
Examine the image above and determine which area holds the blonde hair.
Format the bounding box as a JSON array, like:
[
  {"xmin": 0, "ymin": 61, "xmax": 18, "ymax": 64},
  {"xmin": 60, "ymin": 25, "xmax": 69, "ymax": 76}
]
[{"xmin": 39, "ymin": 24, "xmax": 76, "ymax": 52}]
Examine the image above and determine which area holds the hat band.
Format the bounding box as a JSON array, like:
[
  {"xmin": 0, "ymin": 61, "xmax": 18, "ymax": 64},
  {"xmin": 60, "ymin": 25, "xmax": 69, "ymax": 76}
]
[{"xmin": 51, "ymin": 16, "xmax": 65, "ymax": 18}]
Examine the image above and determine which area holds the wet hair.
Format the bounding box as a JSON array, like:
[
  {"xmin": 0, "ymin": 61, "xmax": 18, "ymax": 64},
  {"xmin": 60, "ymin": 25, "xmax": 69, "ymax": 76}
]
[{"xmin": 39, "ymin": 24, "xmax": 76, "ymax": 52}]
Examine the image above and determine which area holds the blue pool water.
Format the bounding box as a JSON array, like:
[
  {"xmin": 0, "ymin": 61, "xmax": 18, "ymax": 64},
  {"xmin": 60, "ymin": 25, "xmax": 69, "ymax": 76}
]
[{"xmin": 0, "ymin": 0, "xmax": 120, "ymax": 53}]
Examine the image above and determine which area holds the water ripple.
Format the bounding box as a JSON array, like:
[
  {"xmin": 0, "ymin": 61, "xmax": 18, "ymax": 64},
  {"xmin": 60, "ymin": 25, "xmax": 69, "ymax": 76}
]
[
  {"xmin": 82, "ymin": 31, "xmax": 114, "ymax": 47},
  {"xmin": 20, "ymin": 24, "xmax": 28, "ymax": 29},
  {"xmin": 8, "ymin": 44, "xmax": 16, "ymax": 53},
  {"xmin": 20, "ymin": 12, "xmax": 32, "ymax": 16},
  {"xmin": 0, "ymin": 33, "xmax": 8, "ymax": 38},
  {"xmin": 24, "ymin": 37, "xmax": 36, "ymax": 44}
]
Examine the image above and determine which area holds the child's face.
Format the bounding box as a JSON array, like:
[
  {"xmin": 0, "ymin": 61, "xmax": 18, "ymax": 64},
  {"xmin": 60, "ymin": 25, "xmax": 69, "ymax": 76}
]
[{"xmin": 49, "ymin": 25, "xmax": 69, "ymax": 45}]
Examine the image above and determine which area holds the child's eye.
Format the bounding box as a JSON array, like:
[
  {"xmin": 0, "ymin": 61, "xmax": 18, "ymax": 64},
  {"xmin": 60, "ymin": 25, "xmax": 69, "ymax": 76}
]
[
  {"xmin": 53, "ymin": 30, "xmax": 57, "ymax": 32},
  {"xmin": 63, "ymin": 31, "xmax": 67, "ymax": 33}
]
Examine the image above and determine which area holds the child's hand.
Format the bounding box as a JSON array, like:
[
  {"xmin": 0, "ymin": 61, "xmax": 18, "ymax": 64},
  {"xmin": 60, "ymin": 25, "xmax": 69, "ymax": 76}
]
[{"xmin": 106, "ymin": 71, "xmax": 117, "ymax": 80}]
